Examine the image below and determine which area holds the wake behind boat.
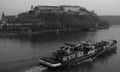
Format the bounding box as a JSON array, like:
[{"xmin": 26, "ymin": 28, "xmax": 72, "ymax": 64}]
[{"xmin": 38, "ymin": 39, "xmax": 117, "ymax": 68}]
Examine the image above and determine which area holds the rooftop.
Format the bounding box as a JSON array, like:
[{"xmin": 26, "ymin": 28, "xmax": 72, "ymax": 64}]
[
  {"xmin": 61, "ymin": 5, "xmax": 80, "ymax": 7},
  {"xmin": 36, "ymin": 5, "xmax": 60, "ymax": 9},
  {"xmin": 3, "ymin": 16, "xmax": 16, "ymax": 19}
]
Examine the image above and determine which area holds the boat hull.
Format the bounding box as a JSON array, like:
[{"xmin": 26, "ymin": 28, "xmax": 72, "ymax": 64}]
[
  {"xmin": 39, "ymin": 48, "xmax": 104, "ymax": 68},
  {"xmin": 39, "ymin": 59, "xmax": 62, "ymax": 68}
]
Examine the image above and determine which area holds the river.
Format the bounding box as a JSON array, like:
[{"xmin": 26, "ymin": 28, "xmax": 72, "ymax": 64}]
[{"xmin": 0, "ymin": 25, "xmax": 120, "ymax": 72}]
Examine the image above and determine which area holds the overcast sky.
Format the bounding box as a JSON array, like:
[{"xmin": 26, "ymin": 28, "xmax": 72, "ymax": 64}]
[{"xmin": 0, "ymin": 0, "xmax": 120, "ymax": 19}]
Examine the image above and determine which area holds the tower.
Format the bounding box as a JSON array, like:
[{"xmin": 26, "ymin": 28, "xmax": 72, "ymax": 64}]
[
  {"xmin": 2, "ymin": 11, "xmax": 4, "ymax": 20},
  {"xmin": 31, "ymin": 5, "xmax": 34, "ymax": 10}
]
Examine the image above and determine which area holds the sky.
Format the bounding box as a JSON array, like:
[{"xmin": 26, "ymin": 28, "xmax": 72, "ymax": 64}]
[{"xmin": 0, "ymin": 0, "xmax": 120, "ymax": 19}]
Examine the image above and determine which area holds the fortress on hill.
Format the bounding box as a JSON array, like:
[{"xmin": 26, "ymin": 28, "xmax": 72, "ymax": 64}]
[
  {"xmin": 1, "ymin": 5, "xmax": 96, "ymax": 23},
  {"xmin": 30, "ymin": 5, "xmax": 93, "ymax": 15},
  {"xmin": 0, "ymin": 5, "xmax": 108, "ymax": 33}
]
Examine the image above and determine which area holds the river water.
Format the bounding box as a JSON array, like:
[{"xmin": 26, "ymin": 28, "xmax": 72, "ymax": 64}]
[{"xmin": 0, "ymin": 25, "xmax": 120, "ymax": 72}]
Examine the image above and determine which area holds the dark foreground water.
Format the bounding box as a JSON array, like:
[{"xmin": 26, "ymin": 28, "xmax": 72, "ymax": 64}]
[{"xmin": 0, "ymin": 25, "xmax": 120, "ymax": 72}]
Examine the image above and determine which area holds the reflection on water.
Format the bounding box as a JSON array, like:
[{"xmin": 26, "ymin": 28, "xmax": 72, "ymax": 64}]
[
  {"xmin": 0, "ymin": 25, "xmax": 120, "ymax": 72},
  {"xmin": 44, "ymin": 62, "xmax": 94, "ymax": 72},
  {"xmin": 94, "ymin": 47, "xmax": 117, "ymax": 64},
  {"xmin": 0, "ymin": 30, "xmax": 89, "ymax": 43}
]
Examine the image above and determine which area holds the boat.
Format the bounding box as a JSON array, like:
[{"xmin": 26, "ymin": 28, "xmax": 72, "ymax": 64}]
[{"xmin": 38, "ymin": 39, "xmax": 117, "ymax": 68}]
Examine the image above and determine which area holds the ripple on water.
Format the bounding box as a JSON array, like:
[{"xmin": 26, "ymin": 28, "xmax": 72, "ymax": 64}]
[{"xmin": 24, "ymin": 65, "xmax": 47, "ymax": 72}]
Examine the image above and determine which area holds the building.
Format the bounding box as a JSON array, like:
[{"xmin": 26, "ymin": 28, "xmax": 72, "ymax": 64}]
[
  {"xmin": 60, "ymin": 5, "xmax": 90, "ymax": 15},
  {"xmin": 36, "ymin": 5, "xmax": 60, "ymax": 10},
  {"xmin": 2, "ymin": 12, "xmax": 16, "ymax": 22},
  {"xmin": 61, "ymin": 5, "xmax": 81, "ymax": 12},
  {"xmin": 33, "ymin": 5, "xmax": 63, "ymax": 15},
  {"xmin": 79, "ymin": 10, "xmax": 89, "ymax": 15},
  {"xmin": 32, "ymin": 5, "xmax": 90, "ymax": 15}
]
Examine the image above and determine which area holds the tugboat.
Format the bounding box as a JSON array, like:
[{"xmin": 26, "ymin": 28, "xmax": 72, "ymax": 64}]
[{"xmin": 39, "ymin": 39, "xmax": 117, "ymax": 68}]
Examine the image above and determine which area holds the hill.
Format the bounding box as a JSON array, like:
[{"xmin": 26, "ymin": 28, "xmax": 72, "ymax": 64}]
[
  {"xmin": 99, "ymin": 16, "xmax": 120, "ymax": 25},
  {"xmin": 0, "ymin": 5, "xmax": 110, "ymax": 33}
]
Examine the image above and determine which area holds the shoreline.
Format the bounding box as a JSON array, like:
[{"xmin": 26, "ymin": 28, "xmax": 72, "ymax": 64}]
[
  {"xmin": 0, "ymin": 26, "xmax": 109, "ymax": 36},
  {"xmin": 0, "ymin": 28, "xmax": 84, "ymax": 36}
]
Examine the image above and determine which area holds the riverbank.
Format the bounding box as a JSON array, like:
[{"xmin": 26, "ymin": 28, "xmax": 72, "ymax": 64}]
[
  {"xmin": 0, "ymin": 5, "xmax": 109, "ymax": 36},
  {"xmin": 0, "ymin": 29, "xmax": 81, "ymax": 36},
  {"xmin": 0, "ymin": 24, "xmax": 109, "ymax": 36},
  {"xmin": 0, "ymin": 13, "xmax": 109, "ymax": 36},
  {"xmin": 0, "ymin": 27, "xmax": 105, "ymax": 36}
]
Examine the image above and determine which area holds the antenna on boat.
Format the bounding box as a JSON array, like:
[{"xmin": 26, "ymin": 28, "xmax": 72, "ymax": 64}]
[
  {"xmin": 79, "ymin": 39, "xmax": 81, "ymax": 43},
  {"xmin": 79, "ymin": 39, "xmax": 84, "ymax": 43}
]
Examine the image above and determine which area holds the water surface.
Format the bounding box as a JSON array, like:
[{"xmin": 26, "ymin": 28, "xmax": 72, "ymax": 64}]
[{"xmin": 0, "ymin": 25, "xmax": 120, "ymax": 72}]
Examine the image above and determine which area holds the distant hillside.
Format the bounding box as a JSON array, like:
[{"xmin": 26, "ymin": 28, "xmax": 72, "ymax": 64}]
[
  {"xmin": 99, "ymin": 16, "xmax": 120, "ymax": 25},
  {"xmin": 0, "ymin": 5, "xmax": 110, "ymax": 33}
]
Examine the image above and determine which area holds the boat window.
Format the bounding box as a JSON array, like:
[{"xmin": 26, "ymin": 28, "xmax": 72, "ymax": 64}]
[
  {"xmin": 62, "ymin": 56, "xmax": 68, "ymax": 61},
  {"xmin": 77, "ymin": 52, "xmax": 83, "ymax": 57}
]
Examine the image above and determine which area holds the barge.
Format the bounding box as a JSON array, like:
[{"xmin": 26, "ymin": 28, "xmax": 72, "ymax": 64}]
[{"xmin": 39, "ymin": 39, "xmax": 117, "ymax": 68}]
